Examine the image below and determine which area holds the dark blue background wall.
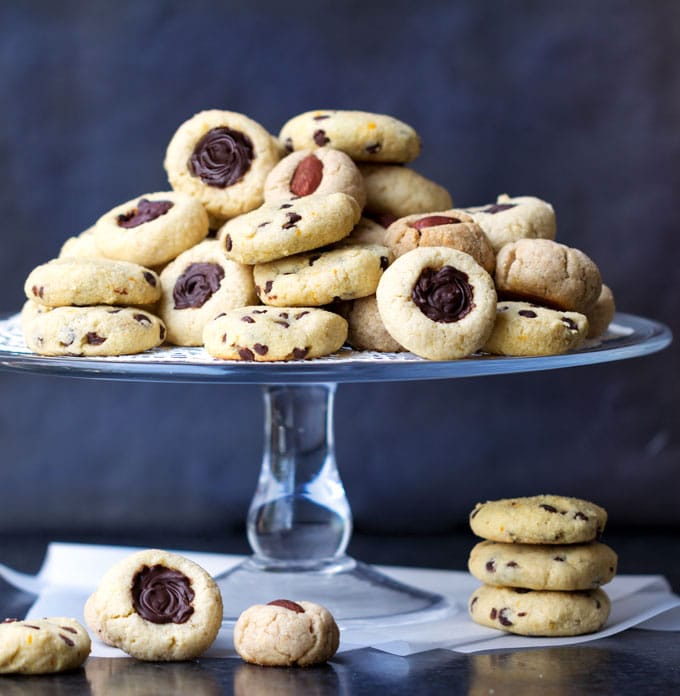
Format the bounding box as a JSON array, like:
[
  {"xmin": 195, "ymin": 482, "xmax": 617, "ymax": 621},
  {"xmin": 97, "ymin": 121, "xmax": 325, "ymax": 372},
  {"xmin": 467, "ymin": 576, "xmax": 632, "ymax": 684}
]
[{"xmin": 0, "ymin": 0, "xmax": 678, "ymax": 541}]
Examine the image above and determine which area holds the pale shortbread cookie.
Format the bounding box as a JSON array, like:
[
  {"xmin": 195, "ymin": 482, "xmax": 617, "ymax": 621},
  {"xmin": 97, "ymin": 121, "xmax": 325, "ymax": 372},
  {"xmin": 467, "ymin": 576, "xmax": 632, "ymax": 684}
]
[
  {"xmin": 470, "ymin": 495, "xmax": 608, "ymax": 545},
  {"xmin": 23, "ymin": 305, "xmax": 165, "ymax": 357},
  {"xmin": 385, "ymin": 210, "xmax": 495, "ymax": 273},
  {"xmin": 483, "ymin": 301, "xmax": 588, "ymax": 356},
  {"xmin": 93, "ymin": 191, "xmax": 209, "ymax": 267},
  {"xmin": 264, "ymin": 147, "xmax": 366, "ymax": 208},
  {"xmin": 468, "ymin": 585, "xmax": 610, "ymax": 636},
  {"xmin": 495, "ymin": 238, "xmax": 602, "ymax": 313},
  {"xmin": 59, "ymin": 226, "xmax": 107, "ymax": 259},
  {"xmin": 339, "ymin": 295, "xmax": 404, "ymax": 352},
  {"xmin": 468, "ymin": 540, "xmax": 618, "ymax": 591},
  {"xmin": 464, "ymin": 194, "xmax": 556, "ymax": 253},
  {"xmin": 204, "ymin": 306, "xmax": 347, "ymax": 361},
  {"xmin": 25, "ymin": 257, "xmax": 161, "ymax": 308},
  {"xmin": 221, "ymin": 192, "xmax": 361, "ymax": 265},
  {"xmin": 376, "ymin": 247, "xmax": 497, "ymax": 360},
  {"xmin": 159, "ymin": 240, "xmax": 257, "ymax": 346},
  {"xmin": 254, "ymin": 243, "xmax": 390, "ymax": 307},
  {"xmin": 280, "ymin": 110, "xmax": 421, "ymax": 163},
  {"xmin": 586, "ymin": 284, "xmax": 616, "ymax": 338},
  {"xmin": 360, "ymin": 164, "xmax": 452, "ymax": 220},
  {"xmin": 86, "ymin": 549, "xmax": 223, "ymax": 662},
  {"xmin": 0, "ymin": 618, "xmax": 90, "ymax": 674},
  {"xmin": 165, "ymin": 109, "xmax": 281, "ymax": 219},
  {"xmin": 234, "ymin": 600, "xmax": 339, "ymax": 667},
  {"xmin": 348, "ymin": 216, "xmax": 389, "ymax": 246}
]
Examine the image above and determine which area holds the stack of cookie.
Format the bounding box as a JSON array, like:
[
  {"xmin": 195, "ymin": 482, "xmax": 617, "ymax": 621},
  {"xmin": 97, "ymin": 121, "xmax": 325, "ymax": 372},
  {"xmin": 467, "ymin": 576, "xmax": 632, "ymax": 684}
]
[
  {"xmin": 20, "ymin": 107, "xmax": 616, "ymax": 361},
  {"xmin": 467, "ymin": 495, "xmax": 618, "ymax": 637}
]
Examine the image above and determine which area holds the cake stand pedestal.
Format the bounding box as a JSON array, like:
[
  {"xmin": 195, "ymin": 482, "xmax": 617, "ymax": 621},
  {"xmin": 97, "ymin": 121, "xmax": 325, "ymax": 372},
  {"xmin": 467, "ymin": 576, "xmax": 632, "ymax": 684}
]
[{"xmin": 0, "ymin": 312, "xmax": 671, "ymax": 625}]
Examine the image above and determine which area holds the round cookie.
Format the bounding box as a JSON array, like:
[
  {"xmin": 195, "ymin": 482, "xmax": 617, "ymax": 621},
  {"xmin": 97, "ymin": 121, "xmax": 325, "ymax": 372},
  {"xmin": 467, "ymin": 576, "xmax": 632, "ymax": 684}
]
[
  {"xmin": 159, "ymin": 240, "xmax": 257, "ymax": 346},
  {"xmin": 468, "ymin": 540, "xmax": 618, "ymax": 591},
  {"xmin": 165, "ymin": 109, "xmax": 281, "ymax": 219},
  {"xmin": 59, "ymin": 226, "xmax": 106, "ymax": 259},
  {"xmin": 220, "ymin": 192, "xmax": 361, "ymax": 265},
  {"xmin": 264, "ymin": 147, "xmax": 367, "ymax": 208},
  {"xmin": 280, "ymin": 110, "xmax": 421, "ymax": 163},
  {"xmin": 23, "ymin": 305, "xmax": 166, "ymax": 356},
  {"xmin": 376, "ymin": 246, "xmax": 497, "ymax": 360},
  {"xmin": 495, "ymin": 238, "xmax": 602, "ymax": 313},
  {"xmin": 348, "ymin": 216, "xmax": 389, "ymax": 246},
  {"xmin": 93, "ymin": 191, "xmax": 209, "ymax": 267},
  {"xmin": 384, "ymin": 209, "xmax": 495, "ymax": 273},
  {"xmin": 25, "ymin": 258, "xmax": 161, "ymax": 308},
  {"xmin": 482, "ymin": 301, "xmax": 589, "ymax": 356},
  {"xmin": 586, "ymin": 284, "xmax": 616, "ymax": 338},
  {"xmin": 234, "ymin": 599, "xmax": 339, "ymax": 667},
  {"xmin": 469, "ymin": 495, "xmax": 608, "ymax": 545},
  {"xmin": 463, "ymin": 194, "xmax": 556, "ymax": 252},
  {"xmin": 339, "ymin": 295, "xmax": 404, "ymax": 353},
  {"xmin": 203, "ymin": 306, "xmax": 348, "ymax": 361},
  {"xmin": 0, "ymin": 617, "xmax": 90, "ymax": 674},
  {"xmin": 254, "ymin": 243, "xmax": 390, "ymax": 307},
  {"xmin": 88, "ymin": 549, "xmax": 223, "ymax": 662},
  {"xmin": 468, "ymin": 585, "xmax": 610, "ymax": 636},
  {"xmin": 359, "ymin": 164, "xmax": 453, "ymax": 219}
]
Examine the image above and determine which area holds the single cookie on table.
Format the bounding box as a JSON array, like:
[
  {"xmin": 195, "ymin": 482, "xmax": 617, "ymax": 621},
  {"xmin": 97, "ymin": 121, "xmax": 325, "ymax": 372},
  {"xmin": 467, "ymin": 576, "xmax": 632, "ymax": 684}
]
[
  {"xmin": 338, "ymin": 295, "xmax": 404, "ymax": 352},
  {"xmin": 158, "ymin": 240, "xmax": 257, "ymax": 346},
  {"xmin": 468, "ymin": 585, "xmax": 610, "ymax": 636},
  {"xmin": 203, "ymin": 306, "xmax": 347, "ymax": 362},
  {"xmin": 469, "ymin": 495, "xmax": 608, "ymax": 545},
  {"xmin": 254, "ymin": 243, "xmax": 390, "ymax": 307},
  {"xmin": 280, "ymin": 110, "xmax": 421, "ymax": 163},
  {"xmin": 0, "ymin": 617, "xmax": 90, "ymax": 674},
  {"xmin": 93, "ymin": 191, "xmax": 209, "ymax": 267},
  {"xmin": 264, "ymin": 147, "xmax": 367, "ymax": 208},
  {"xmin": 495, "ymin": 238, "xmax": 602, "ymax": 314},
  {"xmin": 384, "ymin": 209, "xmax": 495, "ymax": 274},
  {"xmin": 85, "ymin": 549, "xmax": 222, "ymax": 662},
  {"xmin": 164, "ymin": 109, "xmax": 281, "ymax": 219},
  {"xmin": 468, "ymin": 540, "xmax": 618, "ymax": 591},
  {"xmin": 359, "ymin": 164, "xmax": 453, "ymax": 220},
  {"xmin": 59, "ymin": 226, "xmax": 106, "ymax": 259},
  {"xmin": 376, "ymin": 246, "xmax": 497, "ymax": 360},
  {"xmin": 24, "ymin": 257, "xmax": 161, "ymax": 308},
  {"xmin": 234, "ymin": 599, "xmax": 339, "ymax": 667},
  {"xmin": 482, "ymin": 301, "xmax": 588, "ymax": 356},
  {"xmin": 463, "ymin": 194, "xmax": 556, "ymax": 253},
  {"xmin": 586, "ymin": 284, "xmax": 616, "ymax": 338},
  {"xmin": 23, "ymin": 305, "xmax": 165, "ymax": 357},
  {"xmin": 221, "ymin": 192, "xmax": 361, "ymax": 265},
  {"xmin": 347, "ymin": 216, "xmax": 389, "ymax": 246}
]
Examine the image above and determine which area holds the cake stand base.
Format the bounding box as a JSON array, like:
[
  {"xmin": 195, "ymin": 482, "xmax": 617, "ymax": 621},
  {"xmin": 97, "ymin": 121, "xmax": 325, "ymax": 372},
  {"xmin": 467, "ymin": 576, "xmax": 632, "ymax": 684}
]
[{"xmin": 216, "ymin": 555, "xmax": 450, "ymax": 626}]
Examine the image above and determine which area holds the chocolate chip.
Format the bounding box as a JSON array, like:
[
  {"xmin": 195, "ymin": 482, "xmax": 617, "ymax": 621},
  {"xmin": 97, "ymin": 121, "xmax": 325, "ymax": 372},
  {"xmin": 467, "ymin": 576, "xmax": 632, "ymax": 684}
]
[
  {"xmin": 32, "ymin": 285, "xmax": 44, "ymax": 298},
  {"xmin": 59, "ymin": 633, "xmax": 75, "ymax": 646},
  {"xmin": 517, "ymin": 612, "xmax": 527, "ymax": 617},
  {"xmin": 275, "ymin": 320, "xmax": 290, "ymax": 328},
  {"xmin": 513, "ymin": 588, "xmax": 531, "ymax": 594},
  {"xmin": 490, "ymin": 608, "xmax": 497, "ymax": 620},
  {"xmin": 280, "ymin": 203, "xmax": 293, "ymax": 209},
  {"xmin": 309, "ymin": 254, "xmax": 321, "ymax": 266},
  {"xmin": 282, "ymin": 212, "xmax": 302, "ymax": 229},
  {"xmin": 518, "ymin": 309, "xmax": 537, "ymax": 318},
  {"xmin": 486, "ymin": 560, "xmax": 496, "ymax": 573},
  {"xmin": 554, "ymin": 556, "xmax": 566, "ymax": 562},
  {"xmin": 59, "ymin": 330, "xmax": 75, "ymax": 347},
  {"xmin": 470, "ymin": 506, "xmax": 481, "ymax": 519},
  {"xmin": 134, "ymin": 313, "xmax": 152, "ymax": 326},
  {"xmin": 238, "ymin": 347, "xmax": 255, "ymax": 361},
  {"xmin": 562, "ymin": 316, "xmax": 578, "ymax": 331},
  {"xmin": 257, "ymin": 221, "xmax": 270, "ymax": 228},
  {"xmin": 279, "ymin": 312, "xmax": 289, "ymax": 318},
  {"xmin": 595, "ymin": 599, "xmax": 601, "ymax": 609},
  {"xmin": 24, "ymin": 624, "xmax": 41, "ymax": 630},
  {"xmin": 267, "ymin": 599, "xmax": 305, "ymax": 613},
  {"xmin": 159, "ymin": 325, "xmax": 166, "ymax": 341},
  {"xmin": 295, "ymin": 311, "xmax": 310, "ymax": 319},
  {"xmin": 252, "ymin": 309, "xmax": 267, "ymax": 314},
  {"xmin": 540, "ymin": 504, "xmax": 558, "ymax": 513},
  {"xmin": 365, "ymin": 142, "xmax": 381, "ymax": 154},
  {"xmin": 225, "ymin": 234, "xmax": 233, "ymax": 252},
  {"xmin": 470, "ymin": 597, "xmax": 478, "ymax": 611},
  {"xmin": 241, "ymin": 315, "xmax": 255, "ymax": 323},
  {"xmin": 253, "ymin": 343, "xmax": 268, "ymax": 355},
  {"xmin": 221, "ymin": 333, "xmax": 227, "ymax": 343},
  {"xmin": 313, "ymin": 129, "xmax": 330, "ymax": 146},
  {"xmin": 284, "ymin": 137, "xmax": 293, "ymax": 152},
  {"xmin": 264, "ymin": 280, "xmax": 274, "ymax": 294},
  {"xmin": 506, "ymin": 561, "xmax": 519, "ymax": 568},
  {"xmin": 380, "ymin": 256, "xmax": 389, "ymax": 270},
  {"xmin": 60, "ymin": 626, "xmax": 78, "ymax": 634},
  {"xmin": 117, "ymin": 198, "xmax": 174, "ymax": 228},
  {"xmin": 86, "ymin": 332, "xmax": 106, "ymax": 345},
  {"xmin": 480, "ymin": 203, "xmax": 517, "ymax": 214},
  {"xmin": 292, "ymin": 347, "xmax": 309, "ymax": 359},
  {"xmin": 574, "ymin": 511, "xmax": 589, "ymax": 521},
  {"xmin": 498, "ymin": 608, "xmax": 513, "ymax": 626}
]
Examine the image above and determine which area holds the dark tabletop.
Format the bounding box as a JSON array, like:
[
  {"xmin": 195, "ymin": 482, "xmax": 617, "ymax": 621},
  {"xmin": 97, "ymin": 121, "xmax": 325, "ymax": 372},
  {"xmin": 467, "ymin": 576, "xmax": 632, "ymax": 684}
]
[{"xmin": 1, "ymin": 530, "xmax": 679, "ymax": 695}]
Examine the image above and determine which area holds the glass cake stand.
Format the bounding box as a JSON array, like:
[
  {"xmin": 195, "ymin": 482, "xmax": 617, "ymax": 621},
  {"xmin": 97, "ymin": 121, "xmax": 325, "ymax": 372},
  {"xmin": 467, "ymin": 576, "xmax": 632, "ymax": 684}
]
[{"xmin": 0, "ymin": 312, "xmax": 672, "ymax": 626}]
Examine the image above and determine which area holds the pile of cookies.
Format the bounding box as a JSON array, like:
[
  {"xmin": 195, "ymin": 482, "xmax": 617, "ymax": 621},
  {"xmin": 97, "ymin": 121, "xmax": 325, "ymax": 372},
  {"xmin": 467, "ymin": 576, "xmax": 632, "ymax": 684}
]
[
  {"xmin": 20, "ymin": 107, "xmax": 616, "ymax": 361},
  {"xmin": 467, "ymin": 495, "xmax": 618, "ymax": 636}
]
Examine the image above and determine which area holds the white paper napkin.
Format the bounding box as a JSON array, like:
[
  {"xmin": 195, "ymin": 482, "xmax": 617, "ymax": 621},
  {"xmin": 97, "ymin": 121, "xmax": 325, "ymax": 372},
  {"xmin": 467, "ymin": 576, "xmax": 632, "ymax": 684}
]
[{"xmin": 2, "ymin": 542, "xmax": 678, "ymax": 657}]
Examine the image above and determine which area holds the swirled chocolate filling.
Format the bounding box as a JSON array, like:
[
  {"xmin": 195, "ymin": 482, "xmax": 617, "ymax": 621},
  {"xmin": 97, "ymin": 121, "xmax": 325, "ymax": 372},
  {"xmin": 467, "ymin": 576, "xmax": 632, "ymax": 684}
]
[
  {"xmin": 173, "ymin": 262, "xmax": 225, "ymax": 309},
  {"xmin": 131, "ymin": 564, "xmax": 194, "ymax": 624},
  {"xmin": 411, "ymin": 266, "xmax": 475, "ymax": 323},
  {"xmin": 117, "ymin": 199, "xmax": 174, "ymax": 228},
  {"xmin": 189, "ymin": 127, "xmax": 254, "ymax": 188}
]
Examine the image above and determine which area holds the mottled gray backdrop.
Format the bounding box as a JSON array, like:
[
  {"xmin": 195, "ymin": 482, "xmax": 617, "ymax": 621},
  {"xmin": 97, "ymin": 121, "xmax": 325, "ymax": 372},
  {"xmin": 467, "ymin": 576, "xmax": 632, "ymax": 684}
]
[{"xmin": 0, "ymin": 1, "xmax": 678, "ymax": 542}]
